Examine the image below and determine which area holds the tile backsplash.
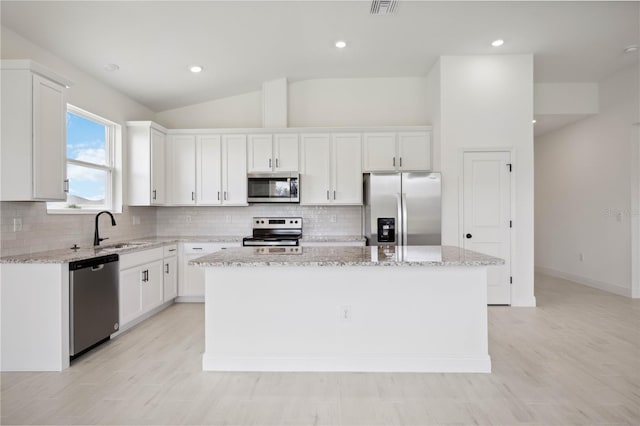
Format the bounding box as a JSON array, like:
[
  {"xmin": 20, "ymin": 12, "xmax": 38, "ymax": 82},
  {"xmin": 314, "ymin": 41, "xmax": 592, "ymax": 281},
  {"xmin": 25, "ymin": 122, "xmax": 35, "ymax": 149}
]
[
  {"xmin": 0, "ymin": 202, "xmax": 156, "ymax": 256},
  {"xmin": 0, "ymin": 202, "xmax": 363, "ymax": 256},
  {"xmin": 156, "ymin": 205, "xmax": 363, "ymax": 237}
]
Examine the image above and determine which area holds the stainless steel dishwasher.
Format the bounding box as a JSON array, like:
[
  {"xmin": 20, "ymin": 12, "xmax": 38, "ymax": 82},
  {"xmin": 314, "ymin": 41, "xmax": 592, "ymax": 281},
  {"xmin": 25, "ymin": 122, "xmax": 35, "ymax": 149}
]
[{"xmin": 69, "ymin": 253, "xmax": 119, "ymax": 358}]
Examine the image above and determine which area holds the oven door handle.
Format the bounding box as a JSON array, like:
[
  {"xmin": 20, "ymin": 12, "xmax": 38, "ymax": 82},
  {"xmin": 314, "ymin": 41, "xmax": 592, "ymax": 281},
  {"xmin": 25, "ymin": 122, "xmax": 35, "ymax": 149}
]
[{"xmin": 243, "ymin": 240, "xmax": 299, "ymax": 247}]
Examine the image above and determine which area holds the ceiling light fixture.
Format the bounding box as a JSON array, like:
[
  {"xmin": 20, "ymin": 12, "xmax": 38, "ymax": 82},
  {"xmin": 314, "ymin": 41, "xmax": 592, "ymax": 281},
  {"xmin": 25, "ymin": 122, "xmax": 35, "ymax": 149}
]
[
  {"xmin": 189, "ymin": 65, "xmax": 203, "ymax": 73},
  {"xmin": 491, "ymin": 39, "xmax": 505, "ymax": 47},
  {"xmin": 532, "ymin": 119, "xmax": 537, "ymax": 124},
  {"xmin": 103, "ymin": 63, "xmax": 119, "ymax": 72},
  {"xmin": 335, "ymin": 40, "xmax": 347, "ymax": 49},
  {"xmin": 624, "ymin": 45, "xmax": 638, "ymax": 54}
]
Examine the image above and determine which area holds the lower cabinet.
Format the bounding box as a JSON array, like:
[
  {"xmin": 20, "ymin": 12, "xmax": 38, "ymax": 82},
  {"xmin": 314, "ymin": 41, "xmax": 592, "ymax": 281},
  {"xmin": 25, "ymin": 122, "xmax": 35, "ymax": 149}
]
[
  {"xmin": 179, "ymin": 242, "xmax": 241, "ymax": 298},
  {"xmin": 163, "ymin": 256, "xmax": 178, "ymax": 302},
  {"xmin": 118, "ymin": 247, "xmax": 166, "ymax": 328}
]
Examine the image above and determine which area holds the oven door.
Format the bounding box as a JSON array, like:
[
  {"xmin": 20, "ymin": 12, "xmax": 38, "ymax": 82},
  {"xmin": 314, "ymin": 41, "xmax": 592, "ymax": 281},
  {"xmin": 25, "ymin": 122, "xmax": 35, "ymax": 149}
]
[{"xmin": 247, "ymin": 173, "xmax": 299, "ymax": 203}]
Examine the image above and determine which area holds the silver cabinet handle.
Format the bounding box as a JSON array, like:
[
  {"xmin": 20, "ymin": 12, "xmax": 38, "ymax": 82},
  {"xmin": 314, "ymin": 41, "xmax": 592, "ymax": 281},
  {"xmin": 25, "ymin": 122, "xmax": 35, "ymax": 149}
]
[
  {"xmin": 152, "ymin": 189, "xmax": 157, "ymax": 200},
  {"xmin": 224, "ymin": 191, "xmax": 227, "ymax": 200},
  {"xmin": 217, "ymin": 191, "xmax": 220, "ymax": 201},
  {"xmin": 168, "ymin": 248, "xmax": 176, "ymax": 252},
  {"xmin": 64, "ymin": 179, "xmax": 69, "ymax": 193},
  {"xmin": 165, "ymin": 263, "xmax": 169, "ymax": 274},
  {"xmin": 393, "ymin": 157, "xmax": 396, "ymax": 167},
  {"xmin": 399, "ymin": 157, "xmax": 403, "ymax": 167},
  {"xmin": 276, "ymin": 158, "xmax": 279, "ymax": 168},
  {"xmin": 192, "ymin": 191, "xmax": 195, "ymax": 201},
  {"xmin": 326, "ymin": 190, "xmax": 330, "ymax": 200},
  {"xmin": 269, "ymin": 158, "xmax": 272, "ymax": 168},
  {"xmin": 192, "ymin": 247, "xmax": 203, "ymax": 250},
  {"xmin": 333, "ymin": 190, "xmax": 336, "ymax": 200}
]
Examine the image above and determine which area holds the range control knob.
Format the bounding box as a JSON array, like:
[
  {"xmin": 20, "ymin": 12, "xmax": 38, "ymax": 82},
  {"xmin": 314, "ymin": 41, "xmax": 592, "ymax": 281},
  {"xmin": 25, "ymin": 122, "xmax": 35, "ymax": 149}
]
[{"xmin": 256, "ymin": 220, "xmax": 259, "ymax": 224}]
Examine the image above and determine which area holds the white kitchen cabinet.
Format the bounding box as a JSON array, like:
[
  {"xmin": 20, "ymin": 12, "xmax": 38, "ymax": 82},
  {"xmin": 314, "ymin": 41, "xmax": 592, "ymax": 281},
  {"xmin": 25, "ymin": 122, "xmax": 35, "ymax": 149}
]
[
  {"xmin": 127, "ymin": 122, "xmax": 168, "ymax": 205},
  {"xmin": 167, "ymin": 134, "xmax": 196, "ymax": 205},
  {"xmin": 1, "ymin": 60, "xmax": 71, "ymax": 201},
  {"xmin": 118, "ymin": 248, "xmax": 164, "ymax": 327},
  {"xmin": 222, "ymin": 135, "xmax": 248, "ymax": 205},
  {"xmin": 179, "ymin": 242, "xmax": 241, "ymax": 299},
  {"xmin": 300, "ymin": 133, "xmax": 362, "ymax": 205},
  {"xmin": 197, "ymin": 135, "xmax": 222, "ymax": 205},
  {"xmin": 247, "ymin": 133, "xmax": 299, "ymax": 173},
  {"xmin": 363, "ymin": 131, "xmax": 432, "ymax": 172},
  {"xmin": 163, "ymin": 244, "xmax": 178, "ymax": 302}
]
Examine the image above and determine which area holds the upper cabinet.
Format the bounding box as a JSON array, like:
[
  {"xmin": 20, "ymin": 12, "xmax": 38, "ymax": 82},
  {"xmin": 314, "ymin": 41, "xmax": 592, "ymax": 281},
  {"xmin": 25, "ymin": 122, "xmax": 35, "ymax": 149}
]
[
  {"xmin": 363, "ymin": 131, "xmax": 432, "ymax": 172},
  {"xmin": 300, "ymin": 133, "xmax": 362, "ymax": 205},
  {"xmin": 1, "ymin": 60, "xmax": 72, "ymax": 201},
  {"xmin": 127, "ymin": 122, "xmax": 168, "ymax": 206},
  {"xmin": 247, "ymin": 133, "xmax": 299, "ymax": 173},
  {"xmin": 166, "ymin": 134, "xmax": 196, "ymax": 205},
  {"xmin": 221, "ymin": 135, "xmax": 248, "ymax": 205}
]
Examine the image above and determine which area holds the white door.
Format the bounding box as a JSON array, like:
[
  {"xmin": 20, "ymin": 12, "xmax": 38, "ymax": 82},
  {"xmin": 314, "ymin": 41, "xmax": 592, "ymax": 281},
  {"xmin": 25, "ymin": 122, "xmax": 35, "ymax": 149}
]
[
  {"xmin": 197, "ymin": 135, "xmax": 222, "ymax": 205},
  {"xmin": 32, "ymin": 74, "xmax": 66, "ymax": 200},
  {"xmin": 222, "ymin": 134, "xmax": 247, "ymax": 205},
  {"xmin": 150, "ymin": 129, "xmax": 166, "ymax": 204},
  {"xmin": 332, "ymin": 134, "xmax": 362, "ymax": 205},
  {"xmin": 182, "ymin": 253, "xmax": 206, "ymax": 296},
  {"xmin": 363, "ymin": 133, "xmax": 397, "ymax": 172},
  {"xmin": 168, "ymin": 135, "xmax": 196, "ymax": 205},
  {"xmin": 463, "ymin": 151, "xmax": 512, "ymax": 305},
  {"xmin": 300, "ymin": 134, "xmax": 331, "ymax": 205},
  {"xmin": 119, "ymin": 267, "xmax": 143, "ymax": 326},
  {"xmin": 398, "ymin": 132, "xmax": 431, "ymax": 171},
  {"xmin": 163, "ymin": 256, "xmax": 177, "ymax": 302},
  {"xmin": 247, "ymin": 134, "xmax": 273, "ymax": 172},
  {"xmin": 274, "ymin": 134, "xmax": 299, "ymax": 172},
  {"xmin": 141, "ymin": 260, "xmax": 163, "ymax": 313}
]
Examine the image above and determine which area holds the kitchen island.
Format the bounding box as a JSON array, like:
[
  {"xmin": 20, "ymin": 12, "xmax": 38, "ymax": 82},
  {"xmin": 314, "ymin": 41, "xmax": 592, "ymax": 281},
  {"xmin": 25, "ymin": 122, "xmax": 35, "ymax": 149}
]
[{"xmin": 192, "ymin": 245, "xmax": 503, "ymax": 373}]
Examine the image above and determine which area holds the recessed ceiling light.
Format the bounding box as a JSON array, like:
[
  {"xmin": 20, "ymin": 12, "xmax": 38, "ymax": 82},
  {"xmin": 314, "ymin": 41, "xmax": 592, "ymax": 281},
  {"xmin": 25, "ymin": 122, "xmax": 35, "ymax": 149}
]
[
  {"xmin": 624, "ymin": 45, "xmax": 638, "ymax": 54},
  {"xmin": 189, "ymin": 65, "xmax": 203, "ymax": 73},
  {"xmin": 491, "ymin": 39, "xmax": 505, "ymax": 47},
  {"xmin": 103, "ymin": 63, "xmax": 119, "ymax": 72},
  {"xmin": 532, "ymin": 119, "xmax": 537, "ymax": 124},
  {"xmin": 335, "ymin": 40, "xmax": 347, "ymax": 49}
]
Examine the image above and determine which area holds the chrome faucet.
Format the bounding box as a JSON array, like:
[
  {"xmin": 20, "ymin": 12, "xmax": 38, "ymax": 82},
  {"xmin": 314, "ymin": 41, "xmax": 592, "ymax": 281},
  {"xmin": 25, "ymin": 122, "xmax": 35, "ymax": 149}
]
[{"xmin": 94, "ymin": 211, "xmax": 117, "ymax": 246}]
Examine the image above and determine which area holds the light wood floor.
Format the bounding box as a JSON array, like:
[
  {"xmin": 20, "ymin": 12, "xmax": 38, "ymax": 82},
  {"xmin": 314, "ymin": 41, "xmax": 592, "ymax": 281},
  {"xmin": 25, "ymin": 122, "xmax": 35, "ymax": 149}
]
[{"xmin": 2, "ymin": 273, "xmax": 639, "ymax": 425}]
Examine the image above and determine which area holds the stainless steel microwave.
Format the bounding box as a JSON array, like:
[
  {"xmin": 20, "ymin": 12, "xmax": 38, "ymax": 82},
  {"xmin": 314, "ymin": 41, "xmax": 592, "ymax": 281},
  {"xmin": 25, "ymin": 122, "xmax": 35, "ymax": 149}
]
[{"xmin": 247, "ymin": 172, "xmax": 299, "ymax": 203}]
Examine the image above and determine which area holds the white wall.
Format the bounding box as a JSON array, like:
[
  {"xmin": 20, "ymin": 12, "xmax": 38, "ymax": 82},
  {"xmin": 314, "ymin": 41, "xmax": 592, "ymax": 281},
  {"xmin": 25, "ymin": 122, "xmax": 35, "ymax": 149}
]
[
  {"xmin": 155, "ymin": 77, "xmax": 430, "ymax": 129},
  {"xmin": 288, "ymin": 77, "xmax": 429, "ymax": 127},
  {"xmin": 155, "ymin": 91, "xmax": 262, "ymax": 129},
  {"xmin": 535, "ymin": 64, "xmax": 640, "ymax": 297},
  {"xmin": 1, "ymin": 26, "xmax": 157, "ymax": 256},
  {"xmin": 433, "ymin": 55, "xmax": 535, "ymax": 306}
]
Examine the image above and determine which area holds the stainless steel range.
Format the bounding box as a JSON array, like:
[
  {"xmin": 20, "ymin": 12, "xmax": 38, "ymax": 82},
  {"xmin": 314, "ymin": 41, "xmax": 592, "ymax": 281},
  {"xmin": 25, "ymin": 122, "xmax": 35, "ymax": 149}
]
[{"xmin": 242, "ymin": 217, "xmax": 302, "ymax": 247}]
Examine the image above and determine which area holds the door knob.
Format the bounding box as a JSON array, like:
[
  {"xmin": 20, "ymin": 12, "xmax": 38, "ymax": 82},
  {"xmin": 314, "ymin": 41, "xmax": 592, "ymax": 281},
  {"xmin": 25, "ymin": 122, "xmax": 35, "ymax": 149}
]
[{"xmin": 466, "ymin": 233, "xmax": 472, "ymax": 239}]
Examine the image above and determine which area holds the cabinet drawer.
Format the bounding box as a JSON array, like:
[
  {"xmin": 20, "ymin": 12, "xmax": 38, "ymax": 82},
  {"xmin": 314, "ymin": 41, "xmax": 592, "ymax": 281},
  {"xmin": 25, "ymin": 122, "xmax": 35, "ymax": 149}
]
[
  {"xmin": 119, "ymin": 247, "xmax": 164, "ymax": 270},
  {"xmin": 163, "ymin": 244, "xmax": 178, "ymax": 257},
  {"xmin": 182, "ymin": 242, "xmax": 240, "ymax": 254}
]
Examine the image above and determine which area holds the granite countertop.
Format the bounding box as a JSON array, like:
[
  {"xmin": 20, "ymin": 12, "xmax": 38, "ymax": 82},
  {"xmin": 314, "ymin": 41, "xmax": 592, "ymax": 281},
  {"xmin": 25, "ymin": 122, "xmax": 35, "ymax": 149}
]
[
  {"xmin": 190, "ymin": 245, "xmax": 504, "ymax": 267},
  {"xmin": 300, "ymin": 235, "xmax": 366, "ymax": 243}
]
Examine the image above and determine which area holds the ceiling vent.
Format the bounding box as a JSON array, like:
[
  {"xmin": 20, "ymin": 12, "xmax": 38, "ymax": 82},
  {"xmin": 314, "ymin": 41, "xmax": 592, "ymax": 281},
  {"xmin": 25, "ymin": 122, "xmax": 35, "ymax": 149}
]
[{"xmin": 370, "ymin": 0, "xmax": 399, "ymax": 15}]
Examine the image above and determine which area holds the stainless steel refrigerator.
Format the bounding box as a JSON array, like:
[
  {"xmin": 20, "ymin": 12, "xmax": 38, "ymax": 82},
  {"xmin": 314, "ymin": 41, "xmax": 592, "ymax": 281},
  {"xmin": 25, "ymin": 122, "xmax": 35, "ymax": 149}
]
[{"xmin": 363, "ymin": 172, "xmax": 441, "ymax": 246}]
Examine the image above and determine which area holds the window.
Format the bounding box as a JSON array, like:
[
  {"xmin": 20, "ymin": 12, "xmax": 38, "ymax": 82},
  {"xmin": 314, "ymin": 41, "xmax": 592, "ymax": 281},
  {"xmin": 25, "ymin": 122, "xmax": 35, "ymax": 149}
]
[{"xmin": 47, "ymin": 105, "xmax": 121, "ymax": 213}]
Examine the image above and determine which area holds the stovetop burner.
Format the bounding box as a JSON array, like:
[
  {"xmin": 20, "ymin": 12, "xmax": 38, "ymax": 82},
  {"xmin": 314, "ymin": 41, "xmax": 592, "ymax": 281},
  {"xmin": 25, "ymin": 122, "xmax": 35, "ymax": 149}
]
[{"xmin": 242, "ymin": 217, "xmax": 303, "ymax": 247}]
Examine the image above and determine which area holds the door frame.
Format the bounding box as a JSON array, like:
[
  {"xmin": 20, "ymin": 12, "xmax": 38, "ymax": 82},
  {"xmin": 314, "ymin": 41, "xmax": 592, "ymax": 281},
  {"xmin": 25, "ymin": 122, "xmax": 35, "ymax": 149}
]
[
  {"xmin": 459, "ymin": 147, "xmax": 516, "ymax": 304},
  {"xmin": 631, "ymin": 124, "xmax": 640, "ymax": 298}
]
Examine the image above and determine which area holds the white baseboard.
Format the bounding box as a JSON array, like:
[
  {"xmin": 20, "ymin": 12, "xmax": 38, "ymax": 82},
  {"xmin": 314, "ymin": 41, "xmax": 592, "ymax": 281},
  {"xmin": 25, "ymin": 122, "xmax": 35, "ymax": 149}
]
[
  {"xmin": 202, "ymin": 354, "xmax": 491, "ymax": 373},
  {"xmin": 111, "ymin": 299, "xmax": 175, "ymax": 337},
  {"xmin": 175, "ymin": 296, "xmax": 204, "ymax": 303},
  {"xmin": 535, "ymin": 266, "xmax": 632, "ymax": 297}
]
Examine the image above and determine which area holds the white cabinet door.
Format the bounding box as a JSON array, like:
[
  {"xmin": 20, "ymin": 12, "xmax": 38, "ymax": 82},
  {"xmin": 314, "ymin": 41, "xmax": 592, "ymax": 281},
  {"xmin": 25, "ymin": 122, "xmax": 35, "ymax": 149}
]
[
  {"xmin": 222, "ymin": 135, "xmax": 247, "ymax": 205},
  {"xmin": 141, "ymin": 260, "xmax": 163, "ymax": 313},
  {"xmin": 247, "ymin": 134, "xmax": 273, "ymax": 172},
  {"xmin": 150, "ymin": 129, "xmax": 166, "ymax": 205},
  {"xmin": 197, "ymin": 135, "xmax": 222, "ymax": 205},
  {"xmin": 332, "ymin": 134, "xmax": 362, "ymax": 205},
  {"xmin": 32, "ymin": 74, "xmax": 66, "ymax": 201},
  {"xmin": 168, "ymin": 135, "xmax": 196, "ymax": 205},
  {"xmin": 119, "ymin": 267, "xmax": 143, "ymax": 327},
  {"xmin": 163, "ymin": 256, "xmax": 177, "ymax": 302},
  {"xmin": 274, "ymin": 134, "xmax": 299, "ymax": 172},
  {"xmin": 363, "ymin": 133, "xmax": 397, "ymax": 172},
  {"xmin": 182, "ymin": 253, "xmax": 207, "ymax": 297},
  {"xmin": 398, "ymin": 132, "xmax": 431, "ymax": 171},
  {"xmin": 300, "ymin": 134, "xmax": 331, "ymax": 205}
]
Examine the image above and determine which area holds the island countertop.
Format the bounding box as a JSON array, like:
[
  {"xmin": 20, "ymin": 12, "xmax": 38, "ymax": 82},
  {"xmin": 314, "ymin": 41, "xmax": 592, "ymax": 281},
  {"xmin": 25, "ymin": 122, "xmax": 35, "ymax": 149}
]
[{"xmin": 190, "ymin": 245, "xmax": 503, "ymax": 267}]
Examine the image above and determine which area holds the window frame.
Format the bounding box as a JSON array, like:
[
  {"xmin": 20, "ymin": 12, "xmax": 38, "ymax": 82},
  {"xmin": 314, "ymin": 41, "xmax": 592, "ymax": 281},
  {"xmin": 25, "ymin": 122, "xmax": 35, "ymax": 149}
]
[{"xmin": 47, "ymin": 105, "xmax": 122, "ymax": 214}]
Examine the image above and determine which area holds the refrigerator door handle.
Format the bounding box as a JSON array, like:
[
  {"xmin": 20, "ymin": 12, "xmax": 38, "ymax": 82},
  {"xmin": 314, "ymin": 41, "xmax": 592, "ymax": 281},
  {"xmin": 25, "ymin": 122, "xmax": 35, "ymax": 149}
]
[
  {"xmin": 402, "ymin": 193, "xmax": 408, "ymax": 246},
  {"xmin": 396, "ymin": 193, "xmax": 403, "ymax": 246}
]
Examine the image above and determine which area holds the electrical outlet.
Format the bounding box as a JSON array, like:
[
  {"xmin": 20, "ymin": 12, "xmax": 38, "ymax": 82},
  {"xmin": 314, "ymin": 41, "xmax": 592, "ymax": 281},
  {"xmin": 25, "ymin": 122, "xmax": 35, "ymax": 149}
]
[
  {"xmin": 339, "ymin": 305, "xmax": 352, "ymax": 322},
  {"xmin": 13, "ymin": 217, "xmax": 22, "ymax": 232},
  {"xmin": 616, "ymin": 212, "xmax": 623, "ymax": 222},
  {"xmin": 185, "ymin": 215, "xmax": 192, "ymax": 224},
  {"xmin": 579, "ymin": 253, "xmax": 584, "ymax": 262},
  {"xmin": 330, "ymin": 215, "xmax": 337, "ymax": 223}
]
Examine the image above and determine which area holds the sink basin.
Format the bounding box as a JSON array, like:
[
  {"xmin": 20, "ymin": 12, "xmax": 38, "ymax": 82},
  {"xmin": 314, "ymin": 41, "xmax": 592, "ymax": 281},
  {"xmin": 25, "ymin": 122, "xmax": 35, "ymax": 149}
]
[{"xmin": 97, "ymin": 242, "xmax": 149, "ymax": 252}]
